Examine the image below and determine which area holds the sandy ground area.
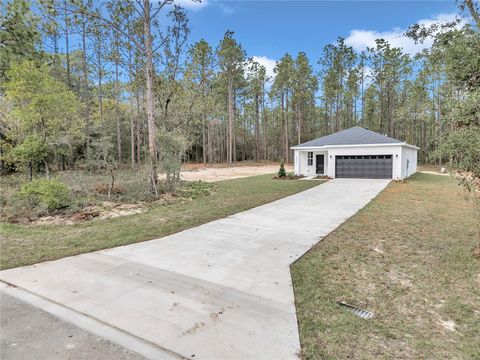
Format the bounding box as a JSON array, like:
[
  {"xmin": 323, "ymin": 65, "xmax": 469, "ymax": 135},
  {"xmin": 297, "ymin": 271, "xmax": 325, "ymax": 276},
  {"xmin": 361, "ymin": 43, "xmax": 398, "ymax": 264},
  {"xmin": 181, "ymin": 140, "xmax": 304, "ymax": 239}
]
[
  {"xmin": 419, "ymin": 171, "xmax": 449, "ymax": 176},
  {"xmin": 178, "ymin": 163, "xmax": 294, "ymax": 182}
]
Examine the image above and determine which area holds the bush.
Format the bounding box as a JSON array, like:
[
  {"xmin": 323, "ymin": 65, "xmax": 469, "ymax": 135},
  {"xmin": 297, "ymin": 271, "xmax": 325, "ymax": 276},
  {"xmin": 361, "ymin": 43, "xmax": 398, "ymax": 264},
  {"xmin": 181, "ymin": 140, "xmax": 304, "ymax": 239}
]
[
  {"xmin": 11, "ymin": 134, "xmax": 49, "ymax": 179},
  {"xmin": 177, "ymin": 181, "xmax": 215, "ymax": 199},
  {"xmin": 157, "ymin": 130, "xmax": 189, "ymax": 192},
  {"xmin": 278, "ymin": 162, "xmax": 287, "ymax": 178},
  {"xmin": 18, "ymin": 178, "xmax": 71, "ymax": 211},
  {"xmin": 93, "ymin": 181, "xmax": 125, "ymax": 195}
]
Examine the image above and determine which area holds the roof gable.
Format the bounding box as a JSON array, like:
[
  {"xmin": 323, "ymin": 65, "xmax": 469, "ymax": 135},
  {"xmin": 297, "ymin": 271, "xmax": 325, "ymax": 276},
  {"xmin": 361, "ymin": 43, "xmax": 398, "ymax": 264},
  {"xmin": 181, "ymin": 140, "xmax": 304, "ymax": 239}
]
[{"xmin": 293, "ymin": 127, "xmax": 404, "ymax": 148}]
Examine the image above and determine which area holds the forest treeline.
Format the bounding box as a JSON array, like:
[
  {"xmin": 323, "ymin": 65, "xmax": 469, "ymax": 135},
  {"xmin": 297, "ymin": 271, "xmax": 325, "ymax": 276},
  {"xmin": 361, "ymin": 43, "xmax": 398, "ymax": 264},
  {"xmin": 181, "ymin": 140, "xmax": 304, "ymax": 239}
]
[{"xmin": 0, "ymin": 0, "xmax": 479, "ymax": 191}]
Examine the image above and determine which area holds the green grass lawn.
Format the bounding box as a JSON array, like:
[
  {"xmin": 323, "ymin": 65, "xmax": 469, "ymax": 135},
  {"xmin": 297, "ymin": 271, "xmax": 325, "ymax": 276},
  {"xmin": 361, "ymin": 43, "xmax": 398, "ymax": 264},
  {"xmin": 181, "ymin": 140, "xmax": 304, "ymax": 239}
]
[
  {"xmin": 292, "ymin": 173, "xmax": 480, "ymax": 359},
  {"xmin": 0, "ymin": 174, "xmax": 321, "ymax": 270}
]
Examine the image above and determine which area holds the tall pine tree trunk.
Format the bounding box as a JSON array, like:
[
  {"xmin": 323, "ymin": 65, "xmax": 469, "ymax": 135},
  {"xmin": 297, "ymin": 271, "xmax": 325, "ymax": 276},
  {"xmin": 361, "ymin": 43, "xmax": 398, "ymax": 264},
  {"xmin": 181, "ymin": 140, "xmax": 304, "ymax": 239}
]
[
  {"xmin": 233, "ymin": 92, "xmax": 237, "ymax": 162},
  {"xmin": 136, "ymin": 91, "xmax": 141, "ymax": 164},
  {"xmin": 255, "ymin": 94, "xmax": 260, "ymax": 161},
  {"xmin": 281, "ymin": 92, "xmax": 286, "ymax": 161},
  {"xmin": 202, "ymin": 80, "xmax": 207, "ymax": 164},
  {"xmin": 207, "ymin": 121, "xmax": 212, "ymax": 164},
  {"xmin": 261, "ymin": 84, "xmax": 267, "ymax": 160},
  {"xmin": 81, "ymin": 12, "xmax": 90, "ymax": 159},
  {"xmin": 64, "ymin": 0, "xmax": 71, "ymax": 87},
  {"xmin": 144, "ymin": 0, "xmax": 158, "ymax": 195},
  {"xmin": 128, "ymin": 41, "xmax": 135, "ymax": 170},
  {"xmin": 285, "ymin": 90, "xmax": 289, "ymax": 163},
  {"xmin": 202, "ymin": 111, "xmax": 207, "ymax": 164},
  {"xmin": 297, "ymin": 107, "xmax": 301, "ymax": 145},
  {"xmin": 96, "ymin": 32, "xmax": 103, "ymax": 123},
  {"xmin": 114, "ymin": 33, "xmax": 122, "ymax": 163},
  {"xmin": 262, "ymin": 108, "xmax": 267, "ymax": 160},
  {"xmin": 227, "ymin": 77, "xmax": 234, "ymax": 164}
]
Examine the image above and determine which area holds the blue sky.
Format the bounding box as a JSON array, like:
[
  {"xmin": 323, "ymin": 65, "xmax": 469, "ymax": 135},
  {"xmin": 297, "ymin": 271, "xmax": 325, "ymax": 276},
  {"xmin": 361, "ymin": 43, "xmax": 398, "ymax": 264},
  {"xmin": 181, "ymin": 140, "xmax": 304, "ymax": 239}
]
[{"xmin": 177, "ymin": 0, "xmax": 460, "ymax": 77}]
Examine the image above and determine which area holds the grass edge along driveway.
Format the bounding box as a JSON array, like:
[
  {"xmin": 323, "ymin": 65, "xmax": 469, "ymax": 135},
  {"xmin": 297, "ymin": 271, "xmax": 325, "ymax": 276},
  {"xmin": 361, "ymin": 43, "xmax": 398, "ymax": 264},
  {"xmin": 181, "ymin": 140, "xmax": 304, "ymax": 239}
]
[
  {"xmin": 0, "ymin": 174, "xmax": 322, "ymax": 270},
  {"xmin": 292, "ymin": 173, "xmax": 480, "ymax": 359}
]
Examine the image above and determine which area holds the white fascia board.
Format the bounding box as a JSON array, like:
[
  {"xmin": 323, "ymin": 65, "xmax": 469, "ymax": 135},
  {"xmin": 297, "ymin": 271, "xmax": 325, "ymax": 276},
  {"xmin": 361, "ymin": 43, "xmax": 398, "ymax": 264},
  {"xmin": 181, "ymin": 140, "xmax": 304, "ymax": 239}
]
[
  {"xmin": 401, "ymin": 143, "xmax": 420, "ymax": 150},
  {"xmin": 290, "ymin": 147, "xmax": 328, "ymax": 151},
  {"xmin": 291, "ymin": 142, "xmax": 419, "ymax": 150}
]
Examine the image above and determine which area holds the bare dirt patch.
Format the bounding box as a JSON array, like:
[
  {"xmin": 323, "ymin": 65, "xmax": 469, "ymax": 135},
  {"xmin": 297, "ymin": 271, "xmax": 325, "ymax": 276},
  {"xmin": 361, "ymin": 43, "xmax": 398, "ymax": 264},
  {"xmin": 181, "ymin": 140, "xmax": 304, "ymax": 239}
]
[
  {"xmin": 177, "ymin": 162, "xmax": 294, "ymax": 182},
  {"xmin": 21, "ymin": 193, "xmax": 189, "ymax": 226},
  {"xmin": 182, "ymin": 160, "xmax": 282, "ymax": 170},
  {"xmin": 417, "ymin": 164, "xmax": 445, "ymax": 172},
  {"xmin": 27, "ymin": 203, "xmax": 145, "ymax": 226}
]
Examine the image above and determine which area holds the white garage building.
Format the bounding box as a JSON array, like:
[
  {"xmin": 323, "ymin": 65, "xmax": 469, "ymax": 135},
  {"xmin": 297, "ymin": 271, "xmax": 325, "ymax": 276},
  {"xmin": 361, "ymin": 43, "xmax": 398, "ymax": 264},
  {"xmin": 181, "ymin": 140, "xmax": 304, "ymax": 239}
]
[{"xmin": 292, "ymin": 127, "xmax": 418, "ymax": 179}]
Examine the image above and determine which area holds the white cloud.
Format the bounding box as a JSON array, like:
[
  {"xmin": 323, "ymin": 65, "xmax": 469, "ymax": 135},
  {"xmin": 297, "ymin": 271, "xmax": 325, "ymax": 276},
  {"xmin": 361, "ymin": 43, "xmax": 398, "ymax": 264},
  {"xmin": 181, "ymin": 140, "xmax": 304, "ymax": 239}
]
[
  {"xmin": 173, "ymin": 0, "xmax": 209, "ymax": 11},
  {"xmin": 172, "ymin": 0, "xmax": 236, "ymax": 15},
  {"xmin": 345, "ymin": 13, "xmax": 465, "ymax": 55},
  {"xmin": 251, "ymin": 55, "xmax": 277, "ymax": 81},
  {"xmin": 218, "ymin": 2, "xmax": 235, "ymax": 15}
]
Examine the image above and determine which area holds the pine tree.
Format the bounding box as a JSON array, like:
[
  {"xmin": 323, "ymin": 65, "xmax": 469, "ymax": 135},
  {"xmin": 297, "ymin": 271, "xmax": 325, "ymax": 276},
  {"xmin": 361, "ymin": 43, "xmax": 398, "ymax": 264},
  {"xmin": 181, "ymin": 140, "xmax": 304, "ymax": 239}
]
[
  {"xmin": 216, "ymin": 31, "xmax": 246, "ymax": 164},
  {"xmin": 278, "ymin": 161, "xmax": 286, "ymax": 178}
]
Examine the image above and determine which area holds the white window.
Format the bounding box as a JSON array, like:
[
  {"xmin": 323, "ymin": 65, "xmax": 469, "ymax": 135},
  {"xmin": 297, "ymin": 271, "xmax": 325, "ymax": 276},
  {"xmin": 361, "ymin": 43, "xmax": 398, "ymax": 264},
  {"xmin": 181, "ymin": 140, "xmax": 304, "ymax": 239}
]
[{"xmin": 307, "ymin": 152, "xmax": 313, "ymax": 166}]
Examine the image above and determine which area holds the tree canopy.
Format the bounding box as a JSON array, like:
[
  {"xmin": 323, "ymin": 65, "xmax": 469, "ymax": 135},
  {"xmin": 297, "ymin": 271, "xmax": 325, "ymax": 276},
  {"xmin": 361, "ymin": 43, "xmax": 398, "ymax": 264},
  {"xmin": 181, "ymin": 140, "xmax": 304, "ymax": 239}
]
[{"xmin": 0, "ymin": 0, "xmax": 478, "ymax": 193}]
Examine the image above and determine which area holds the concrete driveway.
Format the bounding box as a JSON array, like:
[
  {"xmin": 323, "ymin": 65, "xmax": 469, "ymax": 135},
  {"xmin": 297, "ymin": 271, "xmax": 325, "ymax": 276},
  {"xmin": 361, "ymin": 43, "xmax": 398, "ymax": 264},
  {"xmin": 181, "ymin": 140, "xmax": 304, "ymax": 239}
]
[{"xmin": 0, "ymin": 179, "xmax": 389, "ymax": 360}]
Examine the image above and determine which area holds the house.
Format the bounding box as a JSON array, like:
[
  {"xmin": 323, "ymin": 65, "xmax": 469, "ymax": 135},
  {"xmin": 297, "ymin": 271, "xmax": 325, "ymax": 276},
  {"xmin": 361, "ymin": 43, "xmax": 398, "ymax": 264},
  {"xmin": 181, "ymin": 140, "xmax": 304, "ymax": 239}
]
[{"xmin": 291, "ymin": 127, "xmax": 418, "ymax": 179}]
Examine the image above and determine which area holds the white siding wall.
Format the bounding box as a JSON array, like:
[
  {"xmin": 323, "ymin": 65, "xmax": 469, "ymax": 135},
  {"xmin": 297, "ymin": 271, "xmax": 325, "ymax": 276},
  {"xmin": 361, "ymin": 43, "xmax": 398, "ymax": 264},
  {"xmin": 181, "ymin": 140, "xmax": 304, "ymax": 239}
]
[
  {"xmin": 295, "ymin": 150, "xmax": 328, "ymax": 176},
  {"xmin": 401, "ymin": 146, "xmax": 417, "ymax": 178},
  {"xmin": 294, "ymin": 150, "xmax": 300, "ymax": 175}
]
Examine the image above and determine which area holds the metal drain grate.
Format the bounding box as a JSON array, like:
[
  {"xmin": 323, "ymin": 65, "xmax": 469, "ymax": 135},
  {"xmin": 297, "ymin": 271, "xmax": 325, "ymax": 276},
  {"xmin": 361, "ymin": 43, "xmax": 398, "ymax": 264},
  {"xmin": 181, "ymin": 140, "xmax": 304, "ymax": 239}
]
[{"xmin": 337, "ymin": 301, "xmax": 374, "ymax": 319}]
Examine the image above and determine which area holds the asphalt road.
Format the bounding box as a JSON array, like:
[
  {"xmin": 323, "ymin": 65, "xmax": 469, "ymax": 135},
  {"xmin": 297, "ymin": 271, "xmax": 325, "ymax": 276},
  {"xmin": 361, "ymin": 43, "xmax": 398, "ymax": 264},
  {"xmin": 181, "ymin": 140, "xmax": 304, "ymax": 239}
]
[{"xmin": 1, "ymin": 293, "xmax": 145, "ymax": 360}]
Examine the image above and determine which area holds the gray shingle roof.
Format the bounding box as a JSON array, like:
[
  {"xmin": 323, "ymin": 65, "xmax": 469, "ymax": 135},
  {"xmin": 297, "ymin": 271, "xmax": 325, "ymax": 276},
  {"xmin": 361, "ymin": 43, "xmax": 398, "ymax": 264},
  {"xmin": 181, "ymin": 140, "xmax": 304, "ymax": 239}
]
[{"xmin": 292, "ymin": 127, "xmax": 404, "ymax": 148}]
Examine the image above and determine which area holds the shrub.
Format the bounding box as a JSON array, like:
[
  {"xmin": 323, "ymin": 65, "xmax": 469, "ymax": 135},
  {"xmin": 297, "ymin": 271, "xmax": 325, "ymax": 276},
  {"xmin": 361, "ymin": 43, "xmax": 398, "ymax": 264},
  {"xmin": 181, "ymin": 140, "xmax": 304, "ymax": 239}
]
[
  {"xmin": 157, "ymin": 130, "xmax": 189, "ymax": 192},
  {"xmin": 278, "ymin": 162, "xmax": 287, "ymax": 178},
  {"xmin": 18, "ymin": 178, "xmax": 71, "ymax": 211},
  {"xmin": 93, "ymin": 181, "xmax": 125, "ymax": 195},
  {"xmin": 177, "ymin": 181, "xmax": 215, "ymax": 199},
  {"xmin": 11, "ymin": 135, "xmax": 49, "ymax": 180}
]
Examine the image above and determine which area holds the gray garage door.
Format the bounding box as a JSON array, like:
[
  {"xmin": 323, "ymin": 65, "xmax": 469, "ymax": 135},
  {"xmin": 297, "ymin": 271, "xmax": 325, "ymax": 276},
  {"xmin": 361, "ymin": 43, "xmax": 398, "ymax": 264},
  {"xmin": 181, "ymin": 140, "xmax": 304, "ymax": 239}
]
[{"xmin": 335, "ymin": 155, "xmax": 393, "ymax": 179}]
